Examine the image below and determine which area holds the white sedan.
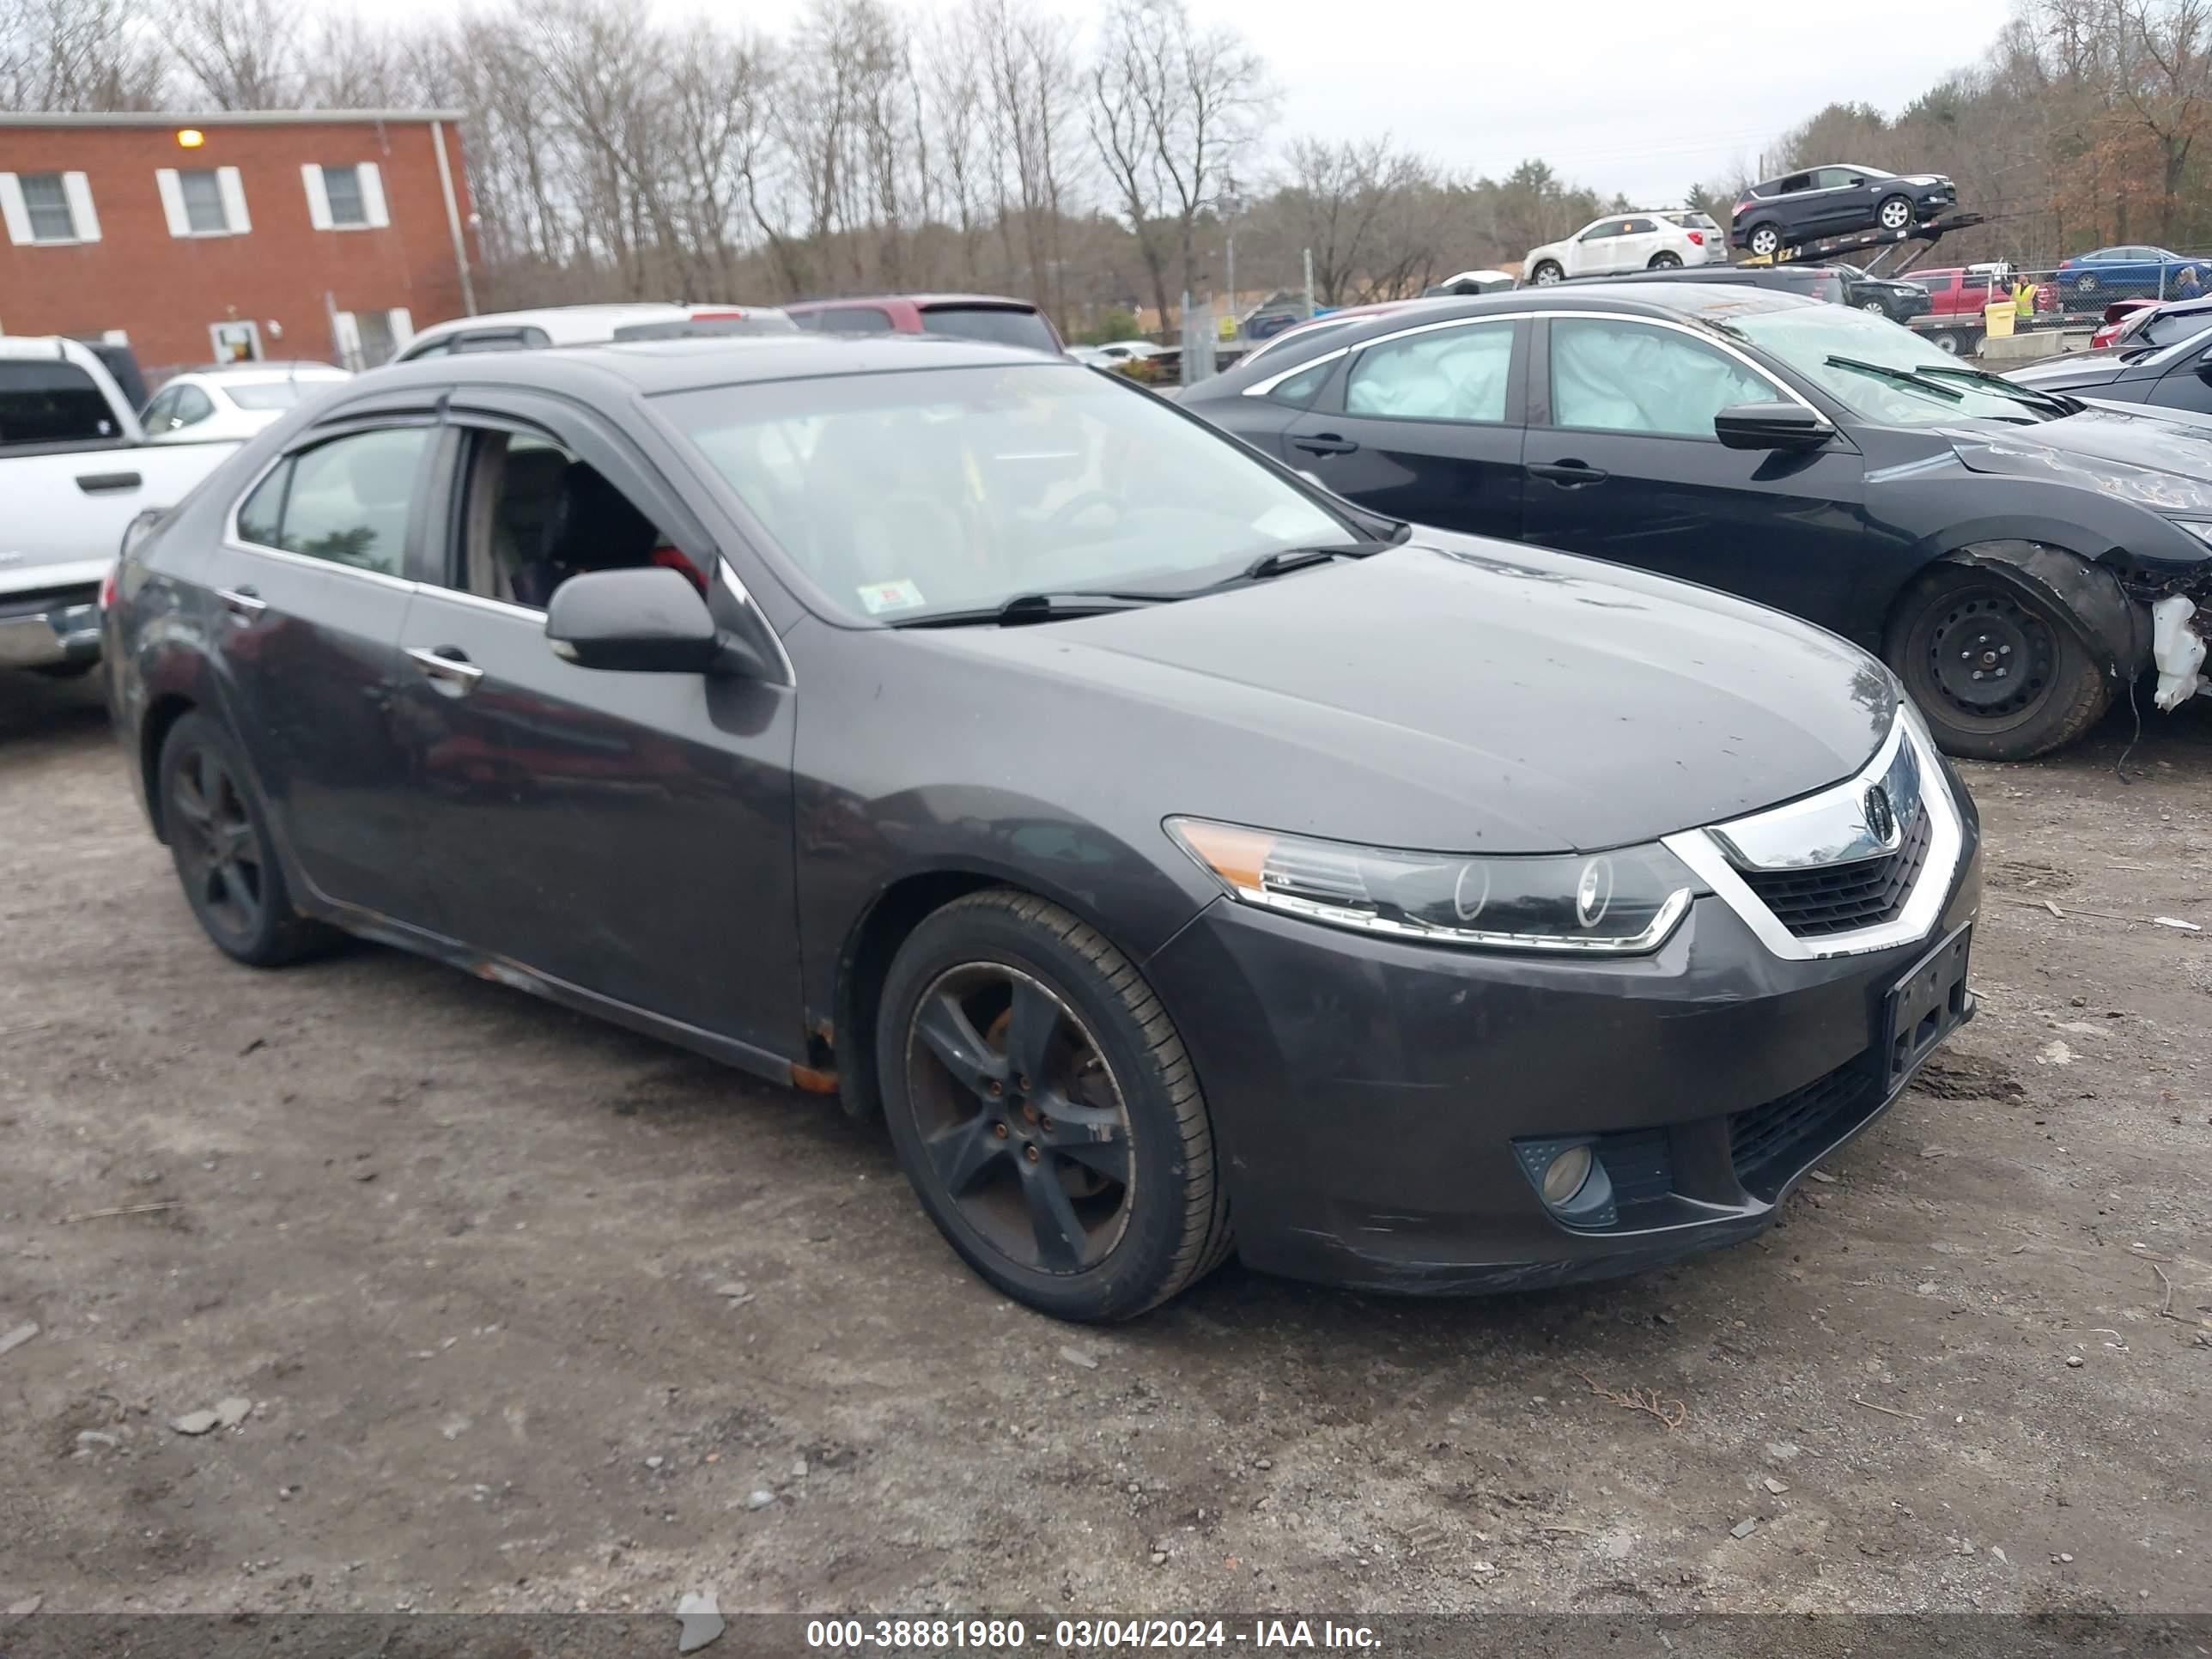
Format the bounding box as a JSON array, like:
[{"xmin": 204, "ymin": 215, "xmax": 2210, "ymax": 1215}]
[
  {"xmin": 1520, "ymin": 211, "xmax": 1726, "ymax": 286},
  {"xmin": 141, "ymin": 364, "xmax": 352, "ymax": 444}
]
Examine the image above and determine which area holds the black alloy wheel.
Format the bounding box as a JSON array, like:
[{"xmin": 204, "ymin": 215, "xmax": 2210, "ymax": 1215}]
[
  {"xmin": 878, "ymin": 889, "xmax": 1232, "ymax": 1321},
  {"xmin": 159, "ymin": 713, "xmax": 331, "ymax": 965},
  {"xmin": 1889, "ymin": 574, "xmax": 2110, "ymax": 760}
]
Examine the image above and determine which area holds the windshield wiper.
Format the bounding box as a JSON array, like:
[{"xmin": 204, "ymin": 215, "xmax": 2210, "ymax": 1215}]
[
  {"xmin": 1232, "ymin": 539, "xmax": 1396, "ymax": 583},
  {"xmin": 1910, "ymin": 362, "xmax": 2081, "ymax": 416},
  {"xmin": 888, "ymin": 590, "xmax": 1180, "ymax": 629},
  {"xmin": 1824, "ymin": 355, "xmax": 1966, "ymax": 401}
]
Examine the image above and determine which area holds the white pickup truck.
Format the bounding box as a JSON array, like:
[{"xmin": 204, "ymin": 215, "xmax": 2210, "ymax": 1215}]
[{"xmin": 1, "ymin": 337, "xmax": 240, "ymax": 678}]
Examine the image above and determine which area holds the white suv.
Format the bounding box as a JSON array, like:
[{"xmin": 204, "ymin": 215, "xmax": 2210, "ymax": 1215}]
[{"xmin": 1520, "ymin": 211, "xmax": 1726, "ymax": 286}]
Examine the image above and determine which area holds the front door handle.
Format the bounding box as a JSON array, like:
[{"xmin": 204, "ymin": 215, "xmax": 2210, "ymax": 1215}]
[
  {"xmin": 1529, "ymin": 461, "xmax": 1609, "ymax": 487},
  {"xmin": 407, "ymin": 646, "xmax": 485, "ymax": 696},
  {"xmin": 1292, "ymin": 432, "xmax": 1359, "ymax": 456},
  {"xmin": 76, "ymin": 471, "xmax": 143, "ymax": 495},
  {"xmin": 217, "ymin": 585, "xmax": 267, "ymax": 622}
]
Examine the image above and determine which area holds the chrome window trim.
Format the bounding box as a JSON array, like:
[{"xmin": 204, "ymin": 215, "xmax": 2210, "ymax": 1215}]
[
  {"xmin": 219, "ymin": 433, "xmax": 423, "ymax": 592},
  {"xmin": 414, "ymin": 585, "xmax": 543, "ymax": 623},
  {"xmin": 1662, "ymin": 708, "xmax": 1965, "ymax": 962},
  {"xmin": 1243, "ymin": 345, "xmax": 1349, "ymax": 398}
]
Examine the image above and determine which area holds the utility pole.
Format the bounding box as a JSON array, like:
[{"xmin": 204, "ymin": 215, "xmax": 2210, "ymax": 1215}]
[
  {"xmin": 1303, "ymin": 247, "xmax": 1315, "ymax": 319},
  {"xmin": 1219, "ymin": 172, "xmax": 1243, "ymax": 325}
]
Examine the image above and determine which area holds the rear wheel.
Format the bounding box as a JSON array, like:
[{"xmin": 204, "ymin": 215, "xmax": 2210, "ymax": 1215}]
[
  {"xmin": 1929, "ymin": 330, "xmax": 1966, "ymax": 355},
  {"xmin": 1648, "ymin": 251, "xmax": 1682, "ymax": 269},
  {"xmin": 1876, "ymin": 193, "xmax": 1916, "ymax": 232},
  {"xmin": 158, "ymin": 713, "xmax": 334, "ymax": 965},
  {"xmin": 2075, "ymin": 271, "xmax": 2100, "ymax": 295},
  {"xmin": 1529, "ymin": 259, "xmax": 1565, "ymax": 285},
  {"xmin": 877, "ymin": 889, "xmax": 1231, "ymax": 1322},
  {"xmin": 1747, "ymin": 222, "xmax": 1782, "ymax": 258},
  {"xmin": 1888, "ymin": 571, "xmax": 2111, "ymax": 760}
]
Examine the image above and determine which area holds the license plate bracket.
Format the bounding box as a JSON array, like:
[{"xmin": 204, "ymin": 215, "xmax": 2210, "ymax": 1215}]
[{"xmin": 1884, "ymin": 921, "xmax": 1973, "ymax": 1088}]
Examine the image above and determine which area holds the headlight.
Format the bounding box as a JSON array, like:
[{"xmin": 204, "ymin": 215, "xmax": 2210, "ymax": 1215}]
[
  {"xmin": 2170, "ymin": 519, "xmax": 2212, "ymax": 550},
  {"xmin": 1165, "ymin": 817, "xmax": 1697, "ymax": 954}
]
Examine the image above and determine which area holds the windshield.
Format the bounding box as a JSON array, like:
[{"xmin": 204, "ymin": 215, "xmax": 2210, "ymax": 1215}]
[
  {"xmin": 2128, "ymin": 308, "xmax": 2212, "ymax": 351},
  {"xmin": 920, "ymin": 306, "xmax": 1060, "ymax": 354},
  {"xmin": 1723, "ymin": 304, "xmax": 2062, "ymax": 425},
  {"xmin": 661, "ymin": 362, "xmax": 1349, "ymax": 622},
  {"xmin": 227, "ymin": 380, "xmax": 339, "ymax": 410}
]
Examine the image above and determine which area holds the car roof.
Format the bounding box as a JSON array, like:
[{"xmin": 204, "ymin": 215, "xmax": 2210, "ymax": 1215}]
[
  {"xmin": 410, "ymin": 303, "xmax": 702, "ymax": 345},
  {"xmin": 334, "ymin": 331, "xmax": 1060, "ymax": 401},
  {"xmin": 788, "ymin": 293, "xmax": 1041, "ymax": 310},
  {"xmin": 184, "ymin": 363, "xmax": 349, "ymax": 381}
]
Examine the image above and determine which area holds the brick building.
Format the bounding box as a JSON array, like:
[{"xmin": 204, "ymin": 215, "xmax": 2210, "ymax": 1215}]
[{"xmin": 0, "ymin": 110, "xmax": 478, "ymax": 381}]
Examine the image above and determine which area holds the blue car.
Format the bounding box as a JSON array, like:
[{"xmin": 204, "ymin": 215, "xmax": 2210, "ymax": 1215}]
[{"xmin": 2056, "ymin": 246, "xmax": 2205, "ymax": 301}]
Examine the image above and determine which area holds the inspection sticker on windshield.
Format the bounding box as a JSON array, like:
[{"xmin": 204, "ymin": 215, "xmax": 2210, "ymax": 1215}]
[{"xmin": 857, "ymin": 579, "xmax": 927, "ymax": 615}]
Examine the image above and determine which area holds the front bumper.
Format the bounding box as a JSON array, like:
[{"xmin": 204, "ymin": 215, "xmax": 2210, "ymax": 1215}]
[
  {"xmin": 1146, "ymin": 737, "xmax": 1983, "ymax": 1295},
  {"xmin": 0, "ymin": 584, "xmax": 102, "ymax": 671}
]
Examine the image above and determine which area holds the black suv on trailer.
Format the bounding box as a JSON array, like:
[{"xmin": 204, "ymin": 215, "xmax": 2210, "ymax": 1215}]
[
  {"xmin": 1180, "ymin": 283, "xmax": 2211, "ymax": 758},
  {"xmin": 1733, "ymin": 166, "xmax": 1958, "ymax": 258}
]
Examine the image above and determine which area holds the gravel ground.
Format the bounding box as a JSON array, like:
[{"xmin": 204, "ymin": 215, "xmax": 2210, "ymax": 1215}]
[{"xmin": 2, "ymin": 669, "xmax": 2208, "ymax": 1620}]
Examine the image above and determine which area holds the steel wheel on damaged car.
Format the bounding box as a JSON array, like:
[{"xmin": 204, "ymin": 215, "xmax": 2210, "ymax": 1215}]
[
  {"xmin": 877, "ymin": 890, "xmax": 1231, "ymax": 1322},
  {"xmin": 1889, "ymin": 573, "xmax": 2110, "ymax": 760},
  {"xmin": 158, "ymin": 713, "xmax": 331, "ymax": 966}
]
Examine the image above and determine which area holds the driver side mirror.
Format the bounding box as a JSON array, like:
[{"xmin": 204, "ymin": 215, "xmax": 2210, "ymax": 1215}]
[
  {"xmin": 546, "ymin": 566, "xmax": 726, "ymax": 674},
  {"xmin": 1714, "ymin": 403, "xmax": 1835, "ymax": 452}
]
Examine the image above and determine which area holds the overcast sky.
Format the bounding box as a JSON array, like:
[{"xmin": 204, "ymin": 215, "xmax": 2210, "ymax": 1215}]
[{"xmin": 374, "ymin": 0, "xmax": 2018, "ymax": 205}]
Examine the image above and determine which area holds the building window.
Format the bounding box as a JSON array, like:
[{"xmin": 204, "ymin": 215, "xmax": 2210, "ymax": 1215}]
[
  {"xmin": 157, "ymin": 166, "xmax": 250, "ymax": 237},
  {"xmin": 303, "ymin": 162, "xmax": 386, "ymax": 231},
  {"xmin": 1, "ymin": 170, "xmax": 100, "ymax": 246}
]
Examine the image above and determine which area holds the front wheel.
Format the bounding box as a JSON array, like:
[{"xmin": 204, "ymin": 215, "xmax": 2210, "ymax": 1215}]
[
  {"xmin": 1648, "ymin": 251, "xmax": 1682, "ymax": 269},
  {"xmin": 1747, "ymin": 222, "xmax": 1781, "ymax": 258},
  {"xmin": 1528, "ymin": 260, "xmax": 1565, "ymax": 286},
  {"xmin": 1861, "ymin": 299, "xmax": 1889, "ymax": 314},
  {"xmin": 1876, "ymin": 193, "xmax": 1916, "ymax": 231},
  {"xmin": 877, "ymin": 890, "xmax": 1232, "ymax": 1322},
  {"xmin": 1887, "ymin": 572, "xmax": 2112, "ymax": 760}
]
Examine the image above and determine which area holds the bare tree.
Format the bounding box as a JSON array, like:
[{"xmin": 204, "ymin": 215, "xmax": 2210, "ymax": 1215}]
[
  {"xmin": 167, "ymin": 0, "xmax": 301, "ymax": 108},
  {"xmin": 2, "ymin": 0, "xmax": 167, "ymax": 110}
]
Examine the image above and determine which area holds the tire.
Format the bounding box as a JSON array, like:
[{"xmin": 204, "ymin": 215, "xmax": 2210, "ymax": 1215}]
[
  {"xmin": 1929, "ymin": 330, "xmax": 1966, "ymax": 355},
  {"xmin": 876, "ymin": 889, "xmax": 1231, "ymax": 1322},
  {"xmin": 1529, "ymin": 260, "xmax": 1565, "ymax": 286},
  {"xmin": 1648, "ymin": 251, "xmax": 1682, "ymax": 269},
  {"xmin": 158, "ymin": 712, "xmax": 335, "ymax": 965},
  {"xmin": 1860, "ymin": 299, "xmax": 1889, "ymax": 314},
  {"xmin": 1876, "ymin": 193, "xmax": 1916, "ymax": 232},
  {"xmin": 2075, "ymin": 271, "xmax": 2100, "ymax": 295},
  {"xmin": 1747, "ymin": 222, "xmax": 1782, "ymax": 258},
  {"xmin": 1887, "ymin": 568, "xmax": 2112, "ymax": 761}
]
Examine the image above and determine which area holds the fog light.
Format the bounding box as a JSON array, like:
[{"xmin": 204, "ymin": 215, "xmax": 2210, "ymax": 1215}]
[{"xmin": 1540, "ymin": 1143, "xmax": 1593, "ymax": 1204}]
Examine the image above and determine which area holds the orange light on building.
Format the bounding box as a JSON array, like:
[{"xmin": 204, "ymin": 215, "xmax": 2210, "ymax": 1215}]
[{"xmin": 176, "ymin": 129, "xmax": 205, "ymax": 149}]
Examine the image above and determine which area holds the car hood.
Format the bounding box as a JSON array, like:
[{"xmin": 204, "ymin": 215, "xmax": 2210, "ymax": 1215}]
[
  {"xmin": 2002, "ymin": 350, "xmax": 2131, "ymax": 390},
  {"xmin": 923, "ymin": 535, "xmax": 1895, "ymax": 854},
  {"xmin": 1938, "ymin": 404, "xmax": 2212, "ymax": 511}
]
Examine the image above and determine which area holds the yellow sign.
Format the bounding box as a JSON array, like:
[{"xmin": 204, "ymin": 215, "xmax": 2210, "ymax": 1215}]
[{"xmin": 1218, "ymin": 314, "xmax": 1237, "ymax": 340}]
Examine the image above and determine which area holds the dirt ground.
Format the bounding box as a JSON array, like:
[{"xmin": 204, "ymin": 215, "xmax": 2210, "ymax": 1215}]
[{"xmin": 2, "ymin": 668, "xmax": 2208, "ymax": 1622}]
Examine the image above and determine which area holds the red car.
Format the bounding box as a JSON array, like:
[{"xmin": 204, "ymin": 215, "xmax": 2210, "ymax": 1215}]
[
  {"xmin": 783, "ymin": 294, "xmax": 1063, "ymax": 355},
  {"xmin": 2091, "ymin": 298, "xmax": 2160, "ymax": 349}
]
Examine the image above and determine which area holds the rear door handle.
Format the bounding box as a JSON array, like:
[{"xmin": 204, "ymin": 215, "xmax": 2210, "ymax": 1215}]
[
  {"xmin": 217, "ymin": 586, "xmax": 267, "ymax": 622},
  {"xmin": 1528, "ymin": 461, "xmax": 1608, "ymax": 487},
  {"xmin": 76, "ymin": 471, "xmax": 143, "ymax": 494},
  {"xmin": 1292, "ymin": 432, "xmax": 1358, "ymax": 456},
  {"xmin": 407, "ymin": 645, "xmax": 485, "ymax": 696}
]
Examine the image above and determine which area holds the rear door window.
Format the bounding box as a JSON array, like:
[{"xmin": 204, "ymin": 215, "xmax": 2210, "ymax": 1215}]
[
  {"xmin": 1346, "ymin": 322, "xmax": 1515, "ymax": 423},
  {"xmin": 235, "ymin": 427, "xmax": 434, "ymax": 576},
  {"xmin": 0, "ymin": 360, "xmax": 118, "ymax": 448},
  {"xmin": 817, "ymin": 307, "xmax": 896, "ymax": 334},
  {"xmin": 921, "ymin": 306, "xmax": 1060, "ymax": 353}
]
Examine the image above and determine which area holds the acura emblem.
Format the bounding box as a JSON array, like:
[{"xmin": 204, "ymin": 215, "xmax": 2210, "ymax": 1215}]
[{"xmin": 1863, "ymin": 784, "xmax": 1897, "ymax": 844}]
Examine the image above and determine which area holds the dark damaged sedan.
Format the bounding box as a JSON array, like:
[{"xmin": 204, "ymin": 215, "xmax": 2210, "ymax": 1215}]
[{"xmin": 106, "ymin": 336, "xmax": 1981, "ymax": 1321}]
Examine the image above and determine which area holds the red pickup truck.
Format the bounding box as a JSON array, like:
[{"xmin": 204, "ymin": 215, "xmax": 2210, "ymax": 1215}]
[{"xmin": 1902, "ymin": 267, "xmax": 2014, "ymax": 354}]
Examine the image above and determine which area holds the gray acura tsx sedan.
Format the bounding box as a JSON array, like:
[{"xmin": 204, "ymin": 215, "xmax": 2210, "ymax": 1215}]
[{"xmin": 104, "ymin": 334, "xmax": 1981, "ymax": 1321}]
